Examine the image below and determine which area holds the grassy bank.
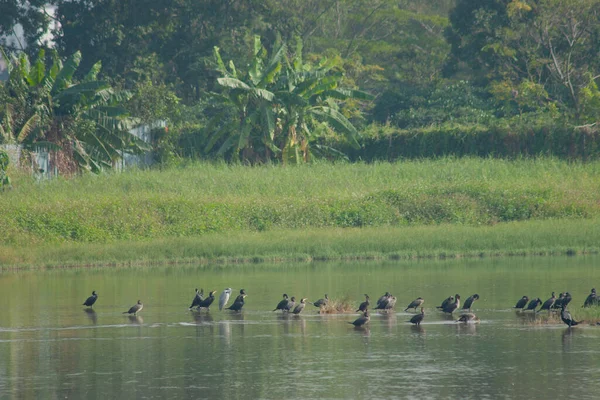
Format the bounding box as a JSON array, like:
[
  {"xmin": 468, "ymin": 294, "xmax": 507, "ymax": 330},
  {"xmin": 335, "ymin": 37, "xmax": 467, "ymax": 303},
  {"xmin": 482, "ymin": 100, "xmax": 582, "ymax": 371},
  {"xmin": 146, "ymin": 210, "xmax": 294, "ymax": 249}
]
[
  {"xmin": 2, "ymin": 158, "xmax": 600, "ymax": 247},
  {"xmin": 1, "ymin": 219, "xmax": 599, "ymax": 268}
]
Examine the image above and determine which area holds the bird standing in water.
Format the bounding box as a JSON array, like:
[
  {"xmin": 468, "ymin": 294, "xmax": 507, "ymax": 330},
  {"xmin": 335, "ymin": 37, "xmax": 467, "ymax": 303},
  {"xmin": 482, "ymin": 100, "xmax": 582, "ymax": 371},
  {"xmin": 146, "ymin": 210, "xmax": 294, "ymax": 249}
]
[
  {"xmin": 514, "ymin": 296, "xmax": 529, "ymax": 310},
  {"xmin": 443, "ymin": 295, "xmax": 460, "ymax": 314},
  {"xmin": 273, "ymin": 294, "xmax": 289, "ymax": 312},
  {"xmin": 313, "ymin": 294, "xmax": 329, "ymax": 309},
  {"xmin": 196, "ymin": 290, "xmax": 217, "ymax": 310},
  {"xmin": 123, "ymin": 300, "xmax": 143, "ymax": 315},
  {"xmin": 375, "ymin": 292, "xmax": 391, "ymax": 310},
  {"xmin": 409, "ymin": 308, "xmax": 425, "ymax": 325},
  {"xmin": 349, "ymin": 310, "xmax": 370, "ymax": 327},
  {"xmin": 293, "ymin": 298, "xmax": 308, "ymax": 314},
  {"xmin": 437, "ymin": 296, "xmax": 454, "ymax": 310},
  {"xmin": 219, "ymin": 288, "xmax": 232, "ymax": 311},
  {"xmin": 284, "ymin": 297, "xmax": 297, "ymax": 312},
  {"xmin": 82, "ymin": 291, "xmax": 98, "ymax": 308},
  {"xmin": 189, "ymin": 288, "xmax": 204, "ymax": 310},
  {"xmin": 462, "ymin": 294, "xmax": 479, "ymax": 312},
  {"xmin": 356, "ymin": 294, "xmax": 370, "ymax": 312},
  {"xmin": 560, "ymin": 305, "xmax": 581, "ymax": 327},
  {"xmin": 227, "ymin": 292, "xmax": 247, "ymax": 312},
  {"xmin": 405, "ymin": 297, "xmax": 424, "ymax": 312}
]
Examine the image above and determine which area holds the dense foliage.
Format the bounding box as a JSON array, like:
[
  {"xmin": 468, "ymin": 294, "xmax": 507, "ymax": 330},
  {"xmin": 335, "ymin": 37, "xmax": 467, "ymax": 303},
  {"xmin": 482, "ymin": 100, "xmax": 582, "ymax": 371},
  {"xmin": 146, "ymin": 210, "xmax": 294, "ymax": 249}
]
[{"xmin": 2, "ymin": 0, "xmax": 600, "ymax": 171}]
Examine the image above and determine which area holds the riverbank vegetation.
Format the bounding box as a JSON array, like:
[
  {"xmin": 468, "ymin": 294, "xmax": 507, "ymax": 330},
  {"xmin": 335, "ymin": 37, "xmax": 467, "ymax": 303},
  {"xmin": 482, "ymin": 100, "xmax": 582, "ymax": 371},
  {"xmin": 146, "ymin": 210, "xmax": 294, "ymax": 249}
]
[{"xmin": 1, "ymin": 158, "xmax": 599, "ymax": 267}]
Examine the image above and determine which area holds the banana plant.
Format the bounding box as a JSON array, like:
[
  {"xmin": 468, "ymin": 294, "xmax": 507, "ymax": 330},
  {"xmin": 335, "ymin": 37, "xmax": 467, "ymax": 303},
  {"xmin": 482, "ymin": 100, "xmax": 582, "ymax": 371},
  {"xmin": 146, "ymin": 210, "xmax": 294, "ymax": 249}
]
[
  {"xmin": 0, "ymin": 48, "xmax": 148, "ymax": 173},
  {"xmin": 207, "ymin": 36, "xmax": 372, "ymax": 163}
]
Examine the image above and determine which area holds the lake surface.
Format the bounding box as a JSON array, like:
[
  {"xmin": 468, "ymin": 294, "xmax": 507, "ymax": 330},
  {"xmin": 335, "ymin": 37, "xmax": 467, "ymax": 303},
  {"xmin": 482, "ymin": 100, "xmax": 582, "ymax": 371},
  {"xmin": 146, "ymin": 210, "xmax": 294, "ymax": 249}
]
[{"xmin": 1, "ymin": 255, "xmax": 600, "ymax": 399}]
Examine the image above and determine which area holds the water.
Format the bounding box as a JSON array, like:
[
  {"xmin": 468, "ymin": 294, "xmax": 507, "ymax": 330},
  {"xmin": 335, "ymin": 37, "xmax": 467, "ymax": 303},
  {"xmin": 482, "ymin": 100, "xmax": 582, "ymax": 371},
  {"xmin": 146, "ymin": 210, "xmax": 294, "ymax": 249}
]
[{"xmin": 1, "ymin": 255, "xmax": 600, "ymax": 399}]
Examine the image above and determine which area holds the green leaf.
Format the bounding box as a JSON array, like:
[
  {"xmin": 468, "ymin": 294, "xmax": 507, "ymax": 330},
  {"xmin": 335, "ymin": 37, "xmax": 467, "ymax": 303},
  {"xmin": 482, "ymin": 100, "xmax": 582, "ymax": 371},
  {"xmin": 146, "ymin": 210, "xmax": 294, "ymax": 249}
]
[
  {"xmin": 52, "ymin": 51, "xmax": 82, "ymax": 95},
  {"xmin": 311, "ymin": 106, "xmax": 360, "ymax": 148}
]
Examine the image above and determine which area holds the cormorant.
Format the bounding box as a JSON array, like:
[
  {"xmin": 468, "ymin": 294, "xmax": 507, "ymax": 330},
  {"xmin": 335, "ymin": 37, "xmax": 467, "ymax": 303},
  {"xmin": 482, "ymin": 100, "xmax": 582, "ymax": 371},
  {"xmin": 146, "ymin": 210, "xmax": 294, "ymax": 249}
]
[
  {"xmin": 123, "ymin": 300, "xmax": 143, "ymax": 315},
  {"xmin": 284, "ymin": 296, "xmax": 296, "ymax": 312},
  {"xmin": 196, "ymin": 290, "xmax": 217, "ymax": 310},
  {"xmin": 376, "ymin": 292, "xmax": 391, "ymax": 309},
  {"xmin": 462, "ymin": 294, "xmax": 479, "ymax": 311},
  {"xmin": 189, "ymin": 288, "xmax": 204, "ymax": 310},
  {"xmin": 404, "ymin": 297, "xmax": 424, "ymax": 312},
  {"xmin": 82, "ymin": 291, "xmax": 98, "ymax": 308},
  {"xmin": 552, "ymin": 293, "xmax": 565, "ymax": 309},
  {"xmin": 514, "ymin": 296, "xmax": 529, "ymax": 309},
  {"xmin": 525, "ymin": 298, "xmax": 542, "ymax": 311},
  {"xmin": 583, "ymin": 288, "xmax": 597, "ymax": 307},
  {"xmin": 356, "ymin": 294, "xmax": 370, "ymax": 312},
  {"xmin": 560, "ymin": 305, "xmax": 581, "ymax": 327},
  {"xmin": 273, "ymin": 294, "xmax": 289, "ymax": 312},
  {"xmin": 409, "ymin": 308, "xmax": 425, "ymax": 325},
  {"xmin": 562, "ymin": 292, "xmax": 572, "ymax": 308},
  {"xmin": 538, "ymin": 292, "xmax": 556, "ymax": 313},
  {"xmin": 442, "ymin": 294, "xmax": 461, "ymax": 314},
  {"xmin": 233, "ymin": 289, "xmax": 246, "ymax": 304},
  {"xmin": 292, "ymin": 298, "xmax": 307, "ymax": 314},
  {"xmin": 457, "ymin": 312, "xmax": 479, "ymax": 323},
  {"xmin": 349, "ymin": 310, "xmax": 370, "ymax": 327},
  {"xmin": 437, "ymin": 296, "xmax": 454, "ymax": 310},
  {"xmin": 313, "ymin": 294, "xmax": 329, "ymax": 308},
  {"xmin": 227, "ymin": 293, "xmax": 246, "ymax": 312},
  {"xmin": 219, "ymin": 288, "xmax": 232, "ymax": 311}
]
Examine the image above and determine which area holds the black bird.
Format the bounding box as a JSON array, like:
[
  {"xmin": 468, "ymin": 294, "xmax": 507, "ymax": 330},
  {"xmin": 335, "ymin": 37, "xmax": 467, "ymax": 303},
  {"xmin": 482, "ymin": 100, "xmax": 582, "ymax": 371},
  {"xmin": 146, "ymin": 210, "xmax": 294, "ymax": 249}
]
[
  {"xmin": 349, "ymin": 310, "xmax": 370, "ymax": 327},
  {"xmin": 562, "ymin": 292, "xmax": 572, "ymax": 308},
  {"xmin": 583, "ymin": 288, "xmax": 597, "ymax": 307},
  {"xmin": 552, "ymin": 293, "xmax": 565, "ymax": 310},
  {"xmin": 514, "ymin": 296, "xmax": 529, "ymax": 309},
  {"xmin": 232, "ymin": 289, "xmax": 247, "ymax": 304},
  {"xmin": 189, "ymin": 288, "xmax": 204, "ymax": 310},
  {"xmin": 227, "ymin": 293, "xmax": 247, "ymax": 312},
  {"xmin": 409, "ymin": 308, "xmax": 425, "ymax": 325},
  {"xmin": 123, "ymin": 300, "xmax": 143, "ymax": 315},
  {"xmin": 560, "ymin": 305, "xmax": 581, "ymax": 327},
  {"xmin": 313, "ymin": 294, "xmax": 329, "ymax": 309},
  {"xmin": 196, "ymin": 290, "xmax": 217, "ymax": 310},
  {"xmin": 356, "ymin": 294, "xmax": 370, "ymax": 312},
  {"xmin": 82, "ymin": 291, "xmax": 98, "ymax": 308},
  {"xmin": 525, "ymin": 298, "xmax": 542, "ymax": 311},
  {"xmin": 273, "ymin": 294, "xmax": 289, "ymax": 312},
  {"xmin": 538, "ymin": 292, "xmax": 556, "ymax": 313},
  {"xmin": 284, "ymin": 296, "xmax": 297, "ymax": 312},
  {"xmin": 375, "ymin": 292, "xmax": 391, "ymax": 310},
  {"xmin": 404, "ymin": 297, "xmax": 424, "ymax": 312},
  {"xmin": 457, "ymin": 312, "xmax": 479, "ymax": 323},
  {"xmin": 292, "ymin": 298, "xmax": 308, "ymax": 314},
  {"xmin": 437, "ymin": 296, "xmax": 454, "ymax": 310},
  {"xmin": 443, "ymin": 294, "xmax": 461, "ymax": 314},
  {"xmin": 462, "ymin": 294, "xmax": 480, "ymax": 311}
]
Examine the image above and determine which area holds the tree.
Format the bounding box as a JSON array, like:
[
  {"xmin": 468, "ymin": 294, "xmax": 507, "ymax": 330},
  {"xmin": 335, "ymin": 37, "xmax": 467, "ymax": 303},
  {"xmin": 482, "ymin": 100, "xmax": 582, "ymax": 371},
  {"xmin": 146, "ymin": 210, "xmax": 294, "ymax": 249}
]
[
  {"xmin": 206, "ymin": 36, "xmax": 372, "ymax": 164},
  {"xmin": 0, "ymin": 48, "xmax": 148, "ymax": 173},
  {"xmin": 446, "ymin": 0, "xmax": 600, "ymax": 122},
  {"xmin": 0, "ymin": 0, "xmax": 51, "ymax": 53}
]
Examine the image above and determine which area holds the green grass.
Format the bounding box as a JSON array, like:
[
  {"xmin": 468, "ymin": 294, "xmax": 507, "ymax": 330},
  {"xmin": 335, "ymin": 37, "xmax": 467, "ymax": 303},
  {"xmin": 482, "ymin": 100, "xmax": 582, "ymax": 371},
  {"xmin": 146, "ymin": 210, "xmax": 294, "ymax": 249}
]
[
  {"xmin": 1, "ymin": 158, "xmax": 600, "ymax": 267},
  {"xmin": 1, "ymin": 219, "xmax": 599, "ymax": 268}
]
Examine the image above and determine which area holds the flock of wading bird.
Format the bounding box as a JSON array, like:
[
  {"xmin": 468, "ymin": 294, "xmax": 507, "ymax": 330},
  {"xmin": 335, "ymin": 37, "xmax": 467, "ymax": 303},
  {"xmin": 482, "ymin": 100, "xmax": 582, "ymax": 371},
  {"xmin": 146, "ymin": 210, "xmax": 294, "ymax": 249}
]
[{"xmin": 81, "ymin": 287, "xmax": 600, "ymax": 328}]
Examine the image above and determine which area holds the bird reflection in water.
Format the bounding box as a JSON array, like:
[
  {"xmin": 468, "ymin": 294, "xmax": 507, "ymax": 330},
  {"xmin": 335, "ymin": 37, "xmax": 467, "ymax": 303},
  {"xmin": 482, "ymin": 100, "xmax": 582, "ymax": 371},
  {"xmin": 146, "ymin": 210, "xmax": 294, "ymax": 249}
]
[
  {"xmin": 127, "ymin": 315, "xmax": 143, "ymax": 325},
  {"xmin": 83, "ymin": 308, "xmax": 97, "ymax": 325},
  {"xmin": 455, "ymin": 321, "xmax": 477, "ymax": 335},
  {"xmin": 382, "ymin": 312, "xmax": 397, "ymax": 333},
  {"xmin": 410, "ymin": 324, "xmax": 426, "ymax": 336},
  {"xmin": 192, "ymin": 311, "xmax": 214, "ymax": 325}
]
